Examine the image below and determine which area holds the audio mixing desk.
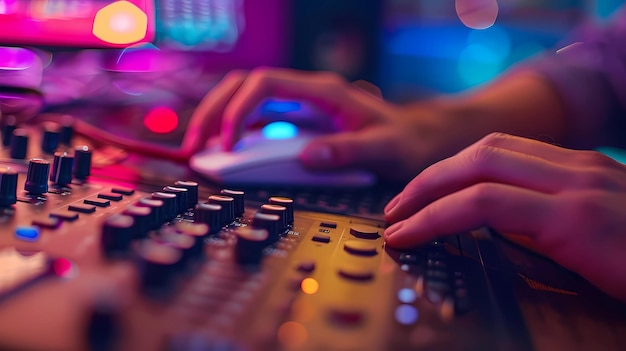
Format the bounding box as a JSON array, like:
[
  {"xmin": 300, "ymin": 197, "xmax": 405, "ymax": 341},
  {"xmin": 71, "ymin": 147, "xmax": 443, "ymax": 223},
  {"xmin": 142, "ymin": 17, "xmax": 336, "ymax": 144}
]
[{"xmin": 0, "ymin": 120, "xmax": 625, "ymax": 351}]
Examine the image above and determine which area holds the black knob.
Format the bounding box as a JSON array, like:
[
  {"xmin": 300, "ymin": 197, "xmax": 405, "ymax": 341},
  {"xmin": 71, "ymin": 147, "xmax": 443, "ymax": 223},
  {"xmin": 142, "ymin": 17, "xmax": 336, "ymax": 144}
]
[
  {"xmin": 151, "ymin": 192, "xmax": 177, "ymax": 222},
  {"xmin": 251, "ymin": 212, "xmax": 281, "ymax": 244},
  {"xmin": 101, "ymin": 214, "xmax": 135, "ymax": 258},
  {"xmin": 0, "ymin": 167, "xmax": 18, "ymax": 207},
  {"xmin": 122, "ymin": 205, "xmax": 152, "ymax": 239},
  {"xmin": 50, "ymin": 151, "xmax": 74, "ymax": 187},
  {"xmin": 41, "ymin": 122, "xmax": 60, "ymax": 154},
  {"xmin": 162, "ymin": 186, "xmax": 189, "ymax": 214},
  {"xmin": 269, "ymin": 197, "xmax": 294, "ymax": 225},
  {"xmin": 9, "ymin": 128, "xmax": 28, "ymax": 159},
  {"xmin": 73, "ymin": 145, "xmax": 92, "ymax": 181},
  {"xmin": 207, "ymin": 195, "xmax": 235, "ymax": 225},
  {"xmin": 1, "ymin": 115, "xmax": 16, "ymax": 147},
  {"xmin": 174, "ymin": 180, "xmax": 198, "ymax": 208},
  {"xmin": 24, "ymin": 158, "xmax": 50, "ymax": 195},
  {"xmin": 220, "ymin": 189, "xmax": 245, "ymax": 217},
  {"xmin": 235, "ymin": 226, "xmax": 269, "ymax": 267},
  {"xmin": 173, "ymin": 221, "xmax": 208, "ymax": 259},
  {"xmin": 136, "ymin": 198, "xmax": 164, "ymax": 230},
  {"xmin": 86, "ymin": 300, "xmax": 119, "ymax": 351},
  {"xmin": 59, "ymin": 115, "xmax": 74, "ymax": 146},
  {"xmin": 159, "ymin": 231, "xmax": 198, "ymax": 272},
  {"xmin": 136, "ymin": 239, "xmax": 182, "ymax": 298},
  {"xmin": 194, "ymin": 203, "xmax": 222, "ymax": 235},
  {"xmin": 259, "ymin": 204, "xmax": 288, "ymax": 231}
]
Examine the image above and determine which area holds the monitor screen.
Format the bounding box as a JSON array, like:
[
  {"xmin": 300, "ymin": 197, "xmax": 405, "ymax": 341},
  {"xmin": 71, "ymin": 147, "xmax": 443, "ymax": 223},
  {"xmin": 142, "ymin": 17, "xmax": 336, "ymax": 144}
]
[{"xmin": 0, "ymin": 0, "xmax": 156, "ymax": 48}]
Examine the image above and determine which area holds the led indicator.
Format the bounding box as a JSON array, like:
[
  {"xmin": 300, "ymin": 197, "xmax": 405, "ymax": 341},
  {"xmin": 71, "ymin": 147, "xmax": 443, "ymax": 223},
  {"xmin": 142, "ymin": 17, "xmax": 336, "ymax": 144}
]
[
  {"xmin": 144, "ymin": 107, "xmax": 179, "ymax": 134},
  {"xmin": 15, "ymin": 226, "xmax": 40, "ymax": 241},
  {"xmin": 300, "ymin": 278, "xmax": 319, "ymax": 295},
  {"xmin": 262, "ymin": 100, "xmax": 302, "ymax": 114},
  {"xmin": 262, "ymin": 121, "xmax": 298, "ymax": 140},
  {"xmin": 53, "ymin": 257, "xmax": 76, "ymax": 279}
]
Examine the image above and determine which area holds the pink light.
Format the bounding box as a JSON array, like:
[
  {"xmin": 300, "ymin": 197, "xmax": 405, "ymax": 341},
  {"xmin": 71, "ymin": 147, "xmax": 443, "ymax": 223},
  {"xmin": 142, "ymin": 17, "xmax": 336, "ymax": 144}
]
[{"xmin": 144, "ymin": 107, "xmax": 179, "ymax": 134}]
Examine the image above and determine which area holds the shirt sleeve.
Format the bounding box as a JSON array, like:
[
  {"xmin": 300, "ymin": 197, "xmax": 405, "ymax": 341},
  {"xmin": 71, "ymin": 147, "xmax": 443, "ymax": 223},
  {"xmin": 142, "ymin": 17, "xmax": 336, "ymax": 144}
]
[{"xmin": 520, "ymin": 8, "xmax": 626, "ymax": 148}]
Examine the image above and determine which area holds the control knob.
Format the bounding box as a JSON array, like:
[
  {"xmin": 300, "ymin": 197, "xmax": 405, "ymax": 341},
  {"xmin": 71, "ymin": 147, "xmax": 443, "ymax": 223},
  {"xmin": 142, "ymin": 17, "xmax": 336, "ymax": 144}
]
[
  {"xmin": 24, "ymin": 158, "xmax": 50, "ymax": 195},
  {"xmin": 0, "ymin": 167, "xmax": 18, "ymax": 207}
]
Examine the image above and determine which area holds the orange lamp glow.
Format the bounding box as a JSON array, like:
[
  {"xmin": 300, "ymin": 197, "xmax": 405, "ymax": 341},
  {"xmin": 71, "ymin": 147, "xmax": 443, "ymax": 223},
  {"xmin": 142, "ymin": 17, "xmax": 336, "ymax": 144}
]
[{"xmin": 92, "ymin": 1, "xmax": 148, "ymax": 45}]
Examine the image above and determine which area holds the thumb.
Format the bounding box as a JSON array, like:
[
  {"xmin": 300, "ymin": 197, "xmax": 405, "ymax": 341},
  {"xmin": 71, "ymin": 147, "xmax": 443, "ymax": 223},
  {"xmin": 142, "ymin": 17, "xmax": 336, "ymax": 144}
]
[{"xmin": 299, "ymin": 130, "xmax": 388, "ymax": 171}]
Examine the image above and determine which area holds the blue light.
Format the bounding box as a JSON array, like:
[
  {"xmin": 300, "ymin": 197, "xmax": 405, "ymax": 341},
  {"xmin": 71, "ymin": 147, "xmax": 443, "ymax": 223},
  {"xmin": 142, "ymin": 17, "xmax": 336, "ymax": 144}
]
[
  {"xmin": 262, "ymin": 121, "xmax": 299, "ymax": 140},
  {"xmin": 15, "ymin": 226, "xmax": 40, "ymax": 241},
  {"xmin": 395, "ymin": 304, "xmax": 419, "ymax": 325},
  {"xmin": 262, "ymin": 100, "xmax": 302, "ymax": 114},
  {"xmin": 397, "ymin": 288, "xmax": 417, "ymax": 303}
]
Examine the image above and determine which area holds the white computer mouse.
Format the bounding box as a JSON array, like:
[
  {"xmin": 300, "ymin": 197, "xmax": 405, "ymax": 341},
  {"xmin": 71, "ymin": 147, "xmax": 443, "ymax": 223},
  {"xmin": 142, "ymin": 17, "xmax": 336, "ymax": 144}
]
[{"xmin": 188, "ymin": 122, "xmax": 376, "ymax": 187}]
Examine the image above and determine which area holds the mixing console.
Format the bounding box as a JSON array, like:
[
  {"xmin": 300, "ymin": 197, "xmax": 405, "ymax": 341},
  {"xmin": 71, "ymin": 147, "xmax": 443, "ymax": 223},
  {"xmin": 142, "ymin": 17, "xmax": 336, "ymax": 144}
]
[{"xmin": 1, "ymin": 119, "xmax": 625, "ymax": 351}]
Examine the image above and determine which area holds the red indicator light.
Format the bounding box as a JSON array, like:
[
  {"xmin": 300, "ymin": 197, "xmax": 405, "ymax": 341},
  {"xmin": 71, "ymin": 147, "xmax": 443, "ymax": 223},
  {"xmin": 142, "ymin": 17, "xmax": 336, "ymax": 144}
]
[
  {"xmin": 144, "ymin": 107, "xmax": 179, "ymax": 134},
  {"xmin": 53, "ymin": 257, "xmax": 74, "ymax": 278}
]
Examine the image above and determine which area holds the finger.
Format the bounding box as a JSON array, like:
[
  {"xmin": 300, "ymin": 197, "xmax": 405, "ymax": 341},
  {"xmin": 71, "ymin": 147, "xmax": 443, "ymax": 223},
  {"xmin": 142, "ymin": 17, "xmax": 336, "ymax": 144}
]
[
  {"xmin": 385, "ymin": 144, "xmax": 572, "ymax": 223},
  {"xmin": 181, "ymin": 70, "xmax": 248, "ymax": 156},
  {"xmin": 220, "ymin": 68, "xmax": 381, "ymax": 150},
  {"xmin": 299, "ymin": 129, "xmax": 396, "ymax": 170},
  {"xmin": 473, "ymin": 132, "xmax": 584, "ymax": 165},
  {"xmin": 384, "ymin": 183, "xmax": 553, "ymax": 249}
]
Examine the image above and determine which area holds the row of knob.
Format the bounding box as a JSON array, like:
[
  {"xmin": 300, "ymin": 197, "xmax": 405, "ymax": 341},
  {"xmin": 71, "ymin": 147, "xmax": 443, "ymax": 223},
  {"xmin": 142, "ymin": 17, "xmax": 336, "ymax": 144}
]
[
  {"xmin": 0, "ymin": 149, "xmax": 92, "ymax": 205},
  {"xmin": 2, "ymin": 117, "xmax": 74, "ymax": 159},
  {"xmin": 99, "ymin": 184, "xmax": 295, "ymax": 297}
]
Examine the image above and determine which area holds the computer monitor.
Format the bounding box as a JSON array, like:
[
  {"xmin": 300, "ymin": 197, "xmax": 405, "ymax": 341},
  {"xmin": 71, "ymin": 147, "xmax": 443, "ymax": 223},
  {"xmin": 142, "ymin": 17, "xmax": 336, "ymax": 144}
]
[{"xmin": 0, "ymin": 0, "xmax": 291, "ymax": 149}]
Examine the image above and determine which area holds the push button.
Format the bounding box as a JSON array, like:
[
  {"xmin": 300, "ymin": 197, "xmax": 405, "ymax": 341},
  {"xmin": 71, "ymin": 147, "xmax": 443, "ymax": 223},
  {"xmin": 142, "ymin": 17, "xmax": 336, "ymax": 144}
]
[
  {"xmin": 338, "ymin": 264, "xmax": 374, "ymax": 281},
  {"xmin": 98, "ymin": 192, "xmax": 123, "ymax": 201},
  {"xmin": 69, "ymin": 203, "xmax": 96, "ymax": 214},
  {"xmin": 50, "ymin": 210, "xmax": 79, "ymax": 222},
  {"xmin": 311, "ymin": 234, "xmax": 330, "ymax": 243},
  {"xmin": 111, "ymin": 187, "xmax": 135, "ymax": 196},
  {"xmin": 344, "ymin": 241, "xmax": 378, "ymax": 256},
  {"xmin": 15, "ymin": 226, "xmax": 40, "ymax": 241},
  {"xmin": 32, "ymin": 217, "xmax": 61, "ymax": 229},
  {"xmin": 84, "ymin": 198, "xmax": 110, "ymax": 207},
  {"xmin": 349, "ymin": 224, "xmax": 380, "ymax": 239}
]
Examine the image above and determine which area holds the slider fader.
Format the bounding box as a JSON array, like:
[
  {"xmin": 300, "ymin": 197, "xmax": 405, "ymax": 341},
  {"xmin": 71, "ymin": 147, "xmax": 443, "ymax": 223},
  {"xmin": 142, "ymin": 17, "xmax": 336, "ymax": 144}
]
[{"xmin": 0, "ymin": 126, "xmax": 531, "ymax": 351}]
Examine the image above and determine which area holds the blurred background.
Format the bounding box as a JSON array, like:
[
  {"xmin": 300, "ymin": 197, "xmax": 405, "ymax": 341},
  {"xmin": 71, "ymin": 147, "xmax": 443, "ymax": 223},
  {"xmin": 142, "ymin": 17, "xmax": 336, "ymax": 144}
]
[{"xmin": 0, "ymin": 0, "xmax": 624, "ymax": 148}]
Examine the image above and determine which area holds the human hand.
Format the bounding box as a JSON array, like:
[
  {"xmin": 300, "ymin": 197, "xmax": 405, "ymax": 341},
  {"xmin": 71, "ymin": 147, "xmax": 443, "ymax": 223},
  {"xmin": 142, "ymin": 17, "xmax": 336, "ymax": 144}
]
[
  {"xmin": 181, "ymin": 68, "xmax": 465, "ymax": 182},
  {"xmin": 384, "ymin": 132, "xmax": 626, "ymax": 301}
]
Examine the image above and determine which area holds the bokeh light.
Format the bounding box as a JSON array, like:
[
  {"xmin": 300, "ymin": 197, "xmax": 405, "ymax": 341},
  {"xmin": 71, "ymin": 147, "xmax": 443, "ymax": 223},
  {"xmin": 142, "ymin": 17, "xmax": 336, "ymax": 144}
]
[
  {"xmin": 144, "ymin": 106, "xmax": 179, "ymax": 134},
  {"xmin": 262, "ymin": 121, "xmax": 299, "ymax": 140},
  {"xmin": 92, "ymin": 0, "xmax": 148, "ymax": 45},
  {"xmin": 300, "ymin": 278, "xmax": 320, "ymax": 295}
]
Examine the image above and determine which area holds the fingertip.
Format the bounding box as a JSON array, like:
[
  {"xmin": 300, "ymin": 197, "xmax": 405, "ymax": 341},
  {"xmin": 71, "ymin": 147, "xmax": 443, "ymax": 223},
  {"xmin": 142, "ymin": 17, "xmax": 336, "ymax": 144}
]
[
  {"xmin": 384, "ymin": 194, "xmax": 401, "ymax": 214},
  {"xmin": 300, "ymin": 142, "xmax": 335, "ymax": 168}
]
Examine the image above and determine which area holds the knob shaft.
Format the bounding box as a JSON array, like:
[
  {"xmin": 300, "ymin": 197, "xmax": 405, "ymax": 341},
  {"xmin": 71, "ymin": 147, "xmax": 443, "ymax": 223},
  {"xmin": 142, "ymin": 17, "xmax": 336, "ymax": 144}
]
[{"xmin": 24, "ymin": 158, "xmax": 50, "ymax": 195}]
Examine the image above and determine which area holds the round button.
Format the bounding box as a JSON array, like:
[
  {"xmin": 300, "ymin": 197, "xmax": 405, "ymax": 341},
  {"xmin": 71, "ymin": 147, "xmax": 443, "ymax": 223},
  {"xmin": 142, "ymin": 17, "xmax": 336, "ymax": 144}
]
[
  {"xmin": 343, "ymin": 240, "xmax": 378, "ymax": 256},
  {"xmin": 349, "ymin": 224, "xmax": 380, "ymax": 239}
]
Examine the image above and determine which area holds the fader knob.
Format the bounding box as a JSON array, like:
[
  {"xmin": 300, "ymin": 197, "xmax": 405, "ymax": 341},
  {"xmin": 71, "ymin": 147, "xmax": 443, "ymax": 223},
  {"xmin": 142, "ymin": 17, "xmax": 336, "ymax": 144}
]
[
  {"xmin": 41, "ymin": 123, "xmax": 60, "ymax": 154},
  {"xmin": 0, "ymin": 167, "xmax": 18, "ymax": 207},
  {"xmin": 1, "ymin": 115, "xmax": 16, "ymax": 147},
  {"xmin": 50, "ymin": 151, "xmax": 74, "ymax": 186},
  {"xmin": 163, "ymin": 186, "xmax": 189, "ymax": 214},
  {"xmin": 9, "ymin": 128, "xmax": 28, "ymax": 159},
  {"xmin": 174, "ymin": 180, "xmax": 199, "ymax": 208},
  {"xmin": 136, "ymin": 239, "xmax": 182, "ymax": 298},
  {"xmin": 152, "ymin": 192, "xmax": 177, "ymax": 222},
  {"xmin": 259, "ymin": 204, "xmax": 288, "ymax": 231},
  {"xmin": 59, "ymin": 116, "xmax": 74, "ymax": 146},
  {"xmin": 136, "ymin": 198, "xmax": 164, "ymax": 230},
  {"xmin": 101, "ymin": 214, "xmax": 135, "ymax": 258},
  {"xmin": 207, "ymin": 195, "xmax": 235, "ymax": 225},
  {"xmin": 73, "ymin": 145, "xmax": 92, "ymax": 181},
  {"xmin": 251, "ymin": 212, "xmax": 281, "ymax": 244},
  {"xmin": 24, "ymin": 158, "xmax": 50, "ymax": 195},
  {"xmin": 194, "ymin": 203, "xmax": 222, "ymax": 235},
  {"xmin": 220, "ymin": 189, "xmax": 245, "ymax": 217},
  {"xmin": 235, "ymin": 226, "xmax": 269, "ymax": 266},
  {"xmin": 269, "ymin": 197, "xmax": 294, "ymax": 224}
]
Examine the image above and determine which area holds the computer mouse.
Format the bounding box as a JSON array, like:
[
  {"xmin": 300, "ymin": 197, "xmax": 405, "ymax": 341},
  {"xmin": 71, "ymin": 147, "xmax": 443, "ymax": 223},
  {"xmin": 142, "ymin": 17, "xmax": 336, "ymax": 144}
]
[{"xmin": 188, "ymin": 122, "xmax": 376, "ymax": 187}]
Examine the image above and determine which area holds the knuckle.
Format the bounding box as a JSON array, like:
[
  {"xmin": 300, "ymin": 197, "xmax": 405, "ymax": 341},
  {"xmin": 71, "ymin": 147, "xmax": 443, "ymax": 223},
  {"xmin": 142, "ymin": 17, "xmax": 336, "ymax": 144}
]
[
  {"xmin": 477, "ymin": 132, "xmax": 511, "ymax": 148},
  {"xmin": 572, "ymin": 170, "xmax": 616, "ymax": 190},
  {"xmin": 466, "ymin": 145, "xmax": 498, "ymax": 171},
  {"xmin": 467, "ymin": 183, "xmax": 498, "ymax": 210},
  {"xmin": 575, "ymin": 150, "xmax": 616, "ymax": 168}
]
